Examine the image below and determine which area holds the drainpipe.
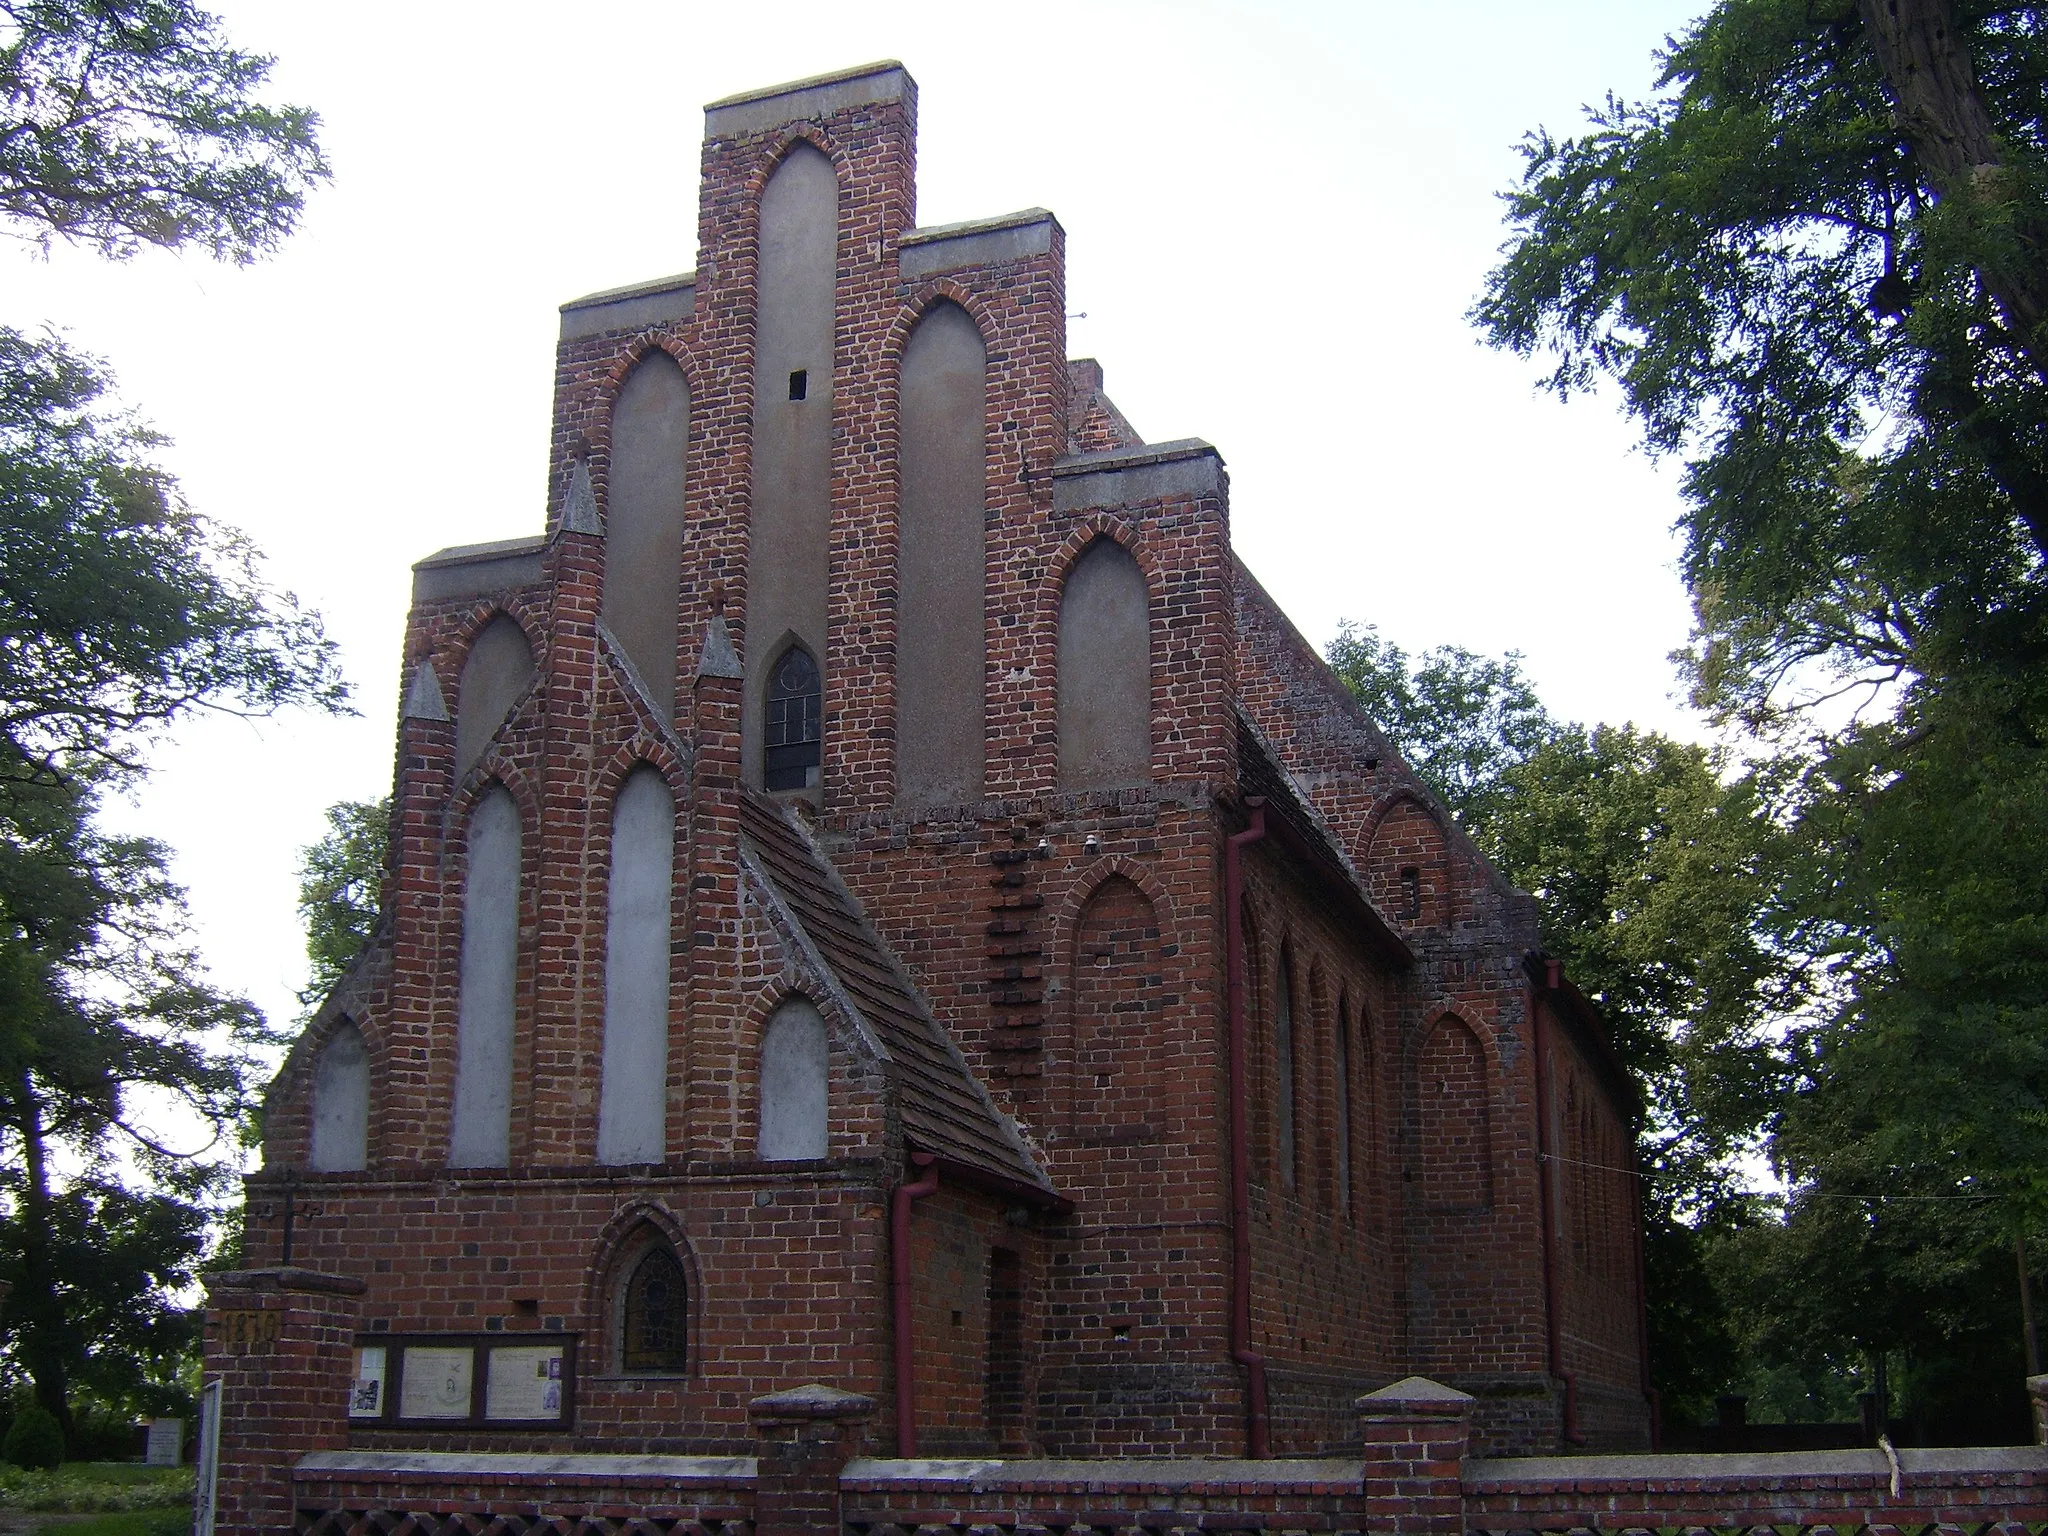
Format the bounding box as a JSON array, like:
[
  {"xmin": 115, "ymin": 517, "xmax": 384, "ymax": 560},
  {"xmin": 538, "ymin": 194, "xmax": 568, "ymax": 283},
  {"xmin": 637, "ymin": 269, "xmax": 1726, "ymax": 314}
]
[
  {"xmin": 891, "ymin": 1152, "xmax": 939, "ymax": 1455},
  {"xmin": 1631, "ymin": 1146, "xmax": 1661, "ymax": 1448},
  {"xmin": 1529, "ymin": 961, "xmax": 1586, "ymax": 1446},
  {"xmin": 1225, "ymin": 800, "xmax": 1271, "ymax": 1458}
]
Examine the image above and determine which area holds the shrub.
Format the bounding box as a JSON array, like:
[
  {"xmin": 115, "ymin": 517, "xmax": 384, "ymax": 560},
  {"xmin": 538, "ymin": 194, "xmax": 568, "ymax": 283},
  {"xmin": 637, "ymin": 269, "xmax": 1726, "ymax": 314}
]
[{"xmin": 4, "ymin": 1408, "xmax": 63, "ymax": 1470}]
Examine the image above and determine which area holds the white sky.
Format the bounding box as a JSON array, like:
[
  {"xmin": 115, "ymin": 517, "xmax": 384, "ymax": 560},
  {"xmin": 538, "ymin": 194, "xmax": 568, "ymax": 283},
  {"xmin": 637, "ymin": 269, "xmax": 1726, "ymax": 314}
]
[{"xmin": 3, "ymin": 0, "xmax": 1710, "ymax": 1045}]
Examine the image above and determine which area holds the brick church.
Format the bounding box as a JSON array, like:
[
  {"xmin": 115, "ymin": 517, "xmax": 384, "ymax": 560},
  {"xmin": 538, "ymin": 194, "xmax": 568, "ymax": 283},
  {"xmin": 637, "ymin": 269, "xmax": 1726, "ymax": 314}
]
[{"xmin": 241, "ymin": 61, "xmax": 1650, "ymax": 1468}]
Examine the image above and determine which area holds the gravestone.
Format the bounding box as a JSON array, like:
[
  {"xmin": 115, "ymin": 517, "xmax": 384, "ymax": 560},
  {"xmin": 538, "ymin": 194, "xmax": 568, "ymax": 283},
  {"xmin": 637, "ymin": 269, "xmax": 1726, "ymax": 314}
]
[{"xmin": 144, "ymin": 1417, "xmax": 183, "ymax": 1465}]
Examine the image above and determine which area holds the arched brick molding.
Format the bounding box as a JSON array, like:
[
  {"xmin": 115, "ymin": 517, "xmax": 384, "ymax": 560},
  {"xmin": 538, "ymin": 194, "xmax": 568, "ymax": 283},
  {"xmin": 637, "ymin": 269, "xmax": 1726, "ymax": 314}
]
[
  {"xmin": 583, "ymin": 1201, "xmax": 706, "ymax": 1378},
  {"xmin": 307, "ymin": 1018, "xmax": 371, "ymax": 1172},
  {"xmin": 1413, "ymin": 1012, "xmax": 1495, "ymax": 1211},
  {"xmin": 454, "ymin": 611, "xmax": 540, "ymax": 781},
  {"xmin": 1361, "ymin": 792, "xmax": 1455, "ymax": 930},
  {"xmin": 1062, "ymin": 872, "xmax": 1162, "ymax": 1139}
]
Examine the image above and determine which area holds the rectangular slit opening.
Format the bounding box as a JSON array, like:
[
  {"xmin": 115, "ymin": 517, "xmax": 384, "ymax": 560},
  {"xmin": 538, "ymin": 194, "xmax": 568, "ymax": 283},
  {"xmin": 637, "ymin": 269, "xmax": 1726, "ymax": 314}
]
[{"xmin": 787, "ymin": 369, "xmax": 808, "ymax": 401}]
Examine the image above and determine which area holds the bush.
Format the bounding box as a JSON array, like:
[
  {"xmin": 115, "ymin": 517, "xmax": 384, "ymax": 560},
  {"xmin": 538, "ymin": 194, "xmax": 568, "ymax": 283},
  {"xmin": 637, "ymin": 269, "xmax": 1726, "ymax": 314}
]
[
  {"xmin": 0, "ymin": 1465, "xmax": 194, "ymax": 1512},
  {"xmin": 4, "ymin": 1407, "xmax": 63, "ymax": 1470}
]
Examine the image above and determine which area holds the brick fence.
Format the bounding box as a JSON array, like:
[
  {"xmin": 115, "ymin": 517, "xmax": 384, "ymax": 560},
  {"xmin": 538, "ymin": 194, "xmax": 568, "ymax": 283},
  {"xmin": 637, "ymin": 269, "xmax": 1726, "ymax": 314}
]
[
  {"xmin": 266, "ymin": 1379, "xmax": 2048, "ymax": 1536},
  {"xmin": 211, "ymin": 1271, "xmax": 2048, "ymax": 1536}
]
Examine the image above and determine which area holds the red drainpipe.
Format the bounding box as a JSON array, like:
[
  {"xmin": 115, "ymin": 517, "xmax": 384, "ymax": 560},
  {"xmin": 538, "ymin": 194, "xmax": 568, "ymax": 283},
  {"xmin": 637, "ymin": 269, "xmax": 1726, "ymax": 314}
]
[
  {"xmin": 1225, "ymin": 800, "xmax": 1271, "ymax": 1457},
  {"xmin": 1630, "ymin": 1133, "xmax": 1662, "ymax": 1448},
  {"xmin": 891, "ymin": 1151, "xmax": 940, "ymax": 1455},
  {"xmin": 1530, "ymin": 961, "xmax": 1585, "ymax": 1446}
]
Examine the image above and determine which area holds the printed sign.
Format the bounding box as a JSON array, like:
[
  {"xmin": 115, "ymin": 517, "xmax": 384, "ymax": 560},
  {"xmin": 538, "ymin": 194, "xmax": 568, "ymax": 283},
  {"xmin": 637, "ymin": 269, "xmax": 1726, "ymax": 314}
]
[
  {"xmin": 349, "ymin": 1345, "xmax": 387, "ymax": 1419},
  {"xmin": 484, "ymin": 1346, "xmax": 564, "ymax": 1421},
  {"xmin": 397, "ymin": 1346, "xmax": 474, "ymax": 1419}
]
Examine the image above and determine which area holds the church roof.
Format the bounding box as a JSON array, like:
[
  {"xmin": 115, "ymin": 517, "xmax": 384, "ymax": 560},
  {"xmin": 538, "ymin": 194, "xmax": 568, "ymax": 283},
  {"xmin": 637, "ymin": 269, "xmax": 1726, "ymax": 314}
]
[{"xmin": 737, "ymin": 791, "xmax": 1061, "ymax": 1205}]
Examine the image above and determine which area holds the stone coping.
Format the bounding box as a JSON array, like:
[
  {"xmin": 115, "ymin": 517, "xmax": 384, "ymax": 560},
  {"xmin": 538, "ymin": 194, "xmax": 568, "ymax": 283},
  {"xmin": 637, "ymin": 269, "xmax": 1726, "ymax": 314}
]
[
  {"xmin": 1051, "ymin": 438, "xmax": 1219, "ymax": 477},
  {"xmin": 705, "ymin": 62, "xmax": 908, "ymax": 138},
  {"xmin": 705, "ymin": 60, "xmax": 904, "ymax": 111},
  {"xmin": 898, "ymin": 209, "xmax": 1057, "ymax": 247},
  {"xmin": 413, "ymin": 534, "xmax": 548, "ymax": 571},
  {"xmin": 203, "ymin": 1267, "xmax": 367, "ymax": 1296},
  {"xmin": 560, "ymin": 272, "xmax": 695, "ymax": 313},
  {"xmin": 1466, "ymin": 1443, "xmax": 2048, "ymax": 1487},
  {"xmin": 296, "ymin": 1450, "xmax": 756, "ymax": 1482},
  {"xmin": 842, "ymin": 1457, "xmax": 1363, "ymax": 1491}
]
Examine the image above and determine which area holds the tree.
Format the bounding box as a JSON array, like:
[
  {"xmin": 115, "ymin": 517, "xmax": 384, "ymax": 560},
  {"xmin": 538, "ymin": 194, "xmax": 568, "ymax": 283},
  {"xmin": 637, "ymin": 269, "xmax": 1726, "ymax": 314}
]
[
  {"xmin": 1473, "ymin": 0, "xmax": 2047, "ymax": 727},
  {"xmin": 1472, "ymin": 0, "xmax": 2048, "ymax": 1433},
  {"xmin": 0, "ymin": 770, "xmax": 277, "ymax": 1441},
  {"xmin": 296, "ymin": 797, "xmax": 388, "ymax": 1011},
  {"xmin": 0, "ymin": 0, "xmax": 335, "ymax": 1450}
]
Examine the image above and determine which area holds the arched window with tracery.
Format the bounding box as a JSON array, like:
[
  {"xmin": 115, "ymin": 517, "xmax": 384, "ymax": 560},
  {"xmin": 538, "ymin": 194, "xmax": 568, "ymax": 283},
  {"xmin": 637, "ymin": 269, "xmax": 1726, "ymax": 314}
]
[
  {"xmin": 764, "ymin": 644, "xmax": 822, "ymax": 791},
  {"xmin": 621, "ymin": 1241, "xmax": 689, "ymax": 1372}
]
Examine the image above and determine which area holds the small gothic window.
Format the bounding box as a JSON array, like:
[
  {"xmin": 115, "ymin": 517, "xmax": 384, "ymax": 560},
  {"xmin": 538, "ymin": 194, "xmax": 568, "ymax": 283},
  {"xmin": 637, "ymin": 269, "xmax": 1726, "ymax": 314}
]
[
  {"xmin": 621, "ymin": 1244, "xmax": 688, "ymax": 1372},
  {"xmin": 765, "ymin": 646, "xmax": 822, "ymax": 791}
]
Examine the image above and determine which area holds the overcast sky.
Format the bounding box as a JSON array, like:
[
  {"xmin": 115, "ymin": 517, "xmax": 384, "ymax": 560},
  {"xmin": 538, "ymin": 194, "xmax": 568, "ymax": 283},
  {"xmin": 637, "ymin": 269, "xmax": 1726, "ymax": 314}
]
[{"xmin": 3, "ymin": 1, "xmax": 1710, "ymax": 1049}]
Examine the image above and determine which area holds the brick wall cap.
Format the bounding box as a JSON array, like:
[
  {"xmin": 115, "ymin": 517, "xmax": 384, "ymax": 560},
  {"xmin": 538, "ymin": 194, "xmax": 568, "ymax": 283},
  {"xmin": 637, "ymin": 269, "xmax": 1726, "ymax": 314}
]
[
  {"xmin": 203, "ymin": 1266, "xmax": 366, "ymax": 1297},
  {"xmin": 1051, "ymin": 438, "xmax": 1219, "ymax": 478},
  {"xmin": 560, "ymin": 271, "xmax": 695, "ymax": 313},
  {"xmin": 1464, "ymin": 1443, "xmax": 2048, "ymax": 1486},
  {"xmin": 295, "ymin": 1449, "xmax": 756, "ymax": 1482},
  {"xmin": 704, "ymin": 61, "xmax": 911, "ymax": 137},
  {"xmin": 2028, "ymin": 1373, "xmax": 2048, "ymax": 1398},
  {"xmin": 749, "ymin": 1383, "xmax": 877, "ymax": 1422},
  {"xmin": 705, "ymin": 59, "xmax": 905, "ymax": 111},
  {"xmin": 1357, "ymin": 1375, "xmax": 1475, "ymax": 1412},
  {"xmin": 899, "ymin": 209, "xmax": 1060, "ymax": 247},
  {"xmin": 840, "ymin": 1456, "xmax": 1364, "ymax": 1490},
  {"xmin": 413, "ymin": 534, "xmax": 547, "ymax": 571}
]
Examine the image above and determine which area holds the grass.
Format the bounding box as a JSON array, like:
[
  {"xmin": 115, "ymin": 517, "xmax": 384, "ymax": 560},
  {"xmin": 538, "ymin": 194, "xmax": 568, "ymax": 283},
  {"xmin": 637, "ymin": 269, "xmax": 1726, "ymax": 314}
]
[
  {"xmin": 30, "ymin": 1512, "xmax": 188, "ymax": 1536},
  {"xmin": 0, "ymin": 1465, "xmax": 193, "ymax": 1513}
]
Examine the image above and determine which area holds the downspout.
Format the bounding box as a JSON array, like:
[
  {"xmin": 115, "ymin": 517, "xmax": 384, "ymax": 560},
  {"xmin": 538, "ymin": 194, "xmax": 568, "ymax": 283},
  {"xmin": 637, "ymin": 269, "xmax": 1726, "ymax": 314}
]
[
  {"xmin": 1225, "ymin": 800, "xmax": 1271, "ymax": 1458},
  {"xmin": 1631, "ymin": 1141, "xmax": 1661, "ymax": 1448},
  {"xmin": 1530, "ymin": 960, "xmax": 1585, "ymax": 1446},
  {"xmin": 891, "ymin": 1152, "xmax": 939, "ymax": 1455}
]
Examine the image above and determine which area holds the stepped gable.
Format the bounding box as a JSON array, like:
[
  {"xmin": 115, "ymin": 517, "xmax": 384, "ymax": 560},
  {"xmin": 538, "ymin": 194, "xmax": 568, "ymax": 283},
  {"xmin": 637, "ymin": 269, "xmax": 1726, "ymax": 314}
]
[
  {"xmin": 1065, "ymin": 359, "xmax": 1145, "ymax": 455},
  {"xmin": 737, "ymin": 789, "xmax": 1058, "ymax": 1203}
]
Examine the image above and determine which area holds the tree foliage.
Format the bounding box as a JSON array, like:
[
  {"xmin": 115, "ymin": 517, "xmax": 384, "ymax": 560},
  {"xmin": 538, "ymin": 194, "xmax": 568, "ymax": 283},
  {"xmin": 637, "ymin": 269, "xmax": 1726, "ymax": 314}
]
[
  {"xmin": 0, "ymin": 328, "xmax": 345, "ymax": 787},
  {"xmin": 1474, "ymin": 0, "xmax": 2048, "ymax": 728},
  {"xmin": 1323, "ymin": 621, "xmax": 1556, "ymax": 820},
  {"xmin": 296, "ymin": 797, "xmax": 387, "ymax": 1011},
  {"xmin": 0, "ymin": 0, "xmax": 329, "ymax": 262}
]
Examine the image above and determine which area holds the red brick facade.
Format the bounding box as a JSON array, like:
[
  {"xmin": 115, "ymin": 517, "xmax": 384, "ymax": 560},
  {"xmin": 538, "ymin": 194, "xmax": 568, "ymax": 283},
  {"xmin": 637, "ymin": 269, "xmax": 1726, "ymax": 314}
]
[{"xmin": 221, "ymin": 62, "xmax": 1649, "ymax": 1528}]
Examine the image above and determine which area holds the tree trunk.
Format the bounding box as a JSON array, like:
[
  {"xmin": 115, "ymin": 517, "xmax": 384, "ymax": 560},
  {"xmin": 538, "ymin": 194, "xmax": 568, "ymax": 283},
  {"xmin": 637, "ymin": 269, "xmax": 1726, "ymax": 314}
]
[
  {"xmin": 13, "ymin": 1079, "xmax": 76, "ymax": 1454},
  {"xmin": 1858, "ymin": 0, "xmax": 2048, "ymax": 385}
]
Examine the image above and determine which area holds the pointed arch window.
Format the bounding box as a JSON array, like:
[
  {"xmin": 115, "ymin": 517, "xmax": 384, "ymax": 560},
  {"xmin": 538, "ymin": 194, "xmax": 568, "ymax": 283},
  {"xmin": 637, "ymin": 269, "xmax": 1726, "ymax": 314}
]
[
  {"xmin": 765, "ymin": 645, "xmax": 822, "ymax": 791},
  {"xmin": 621, "ymin": 1243, "xmax": 689, "ymax": 1372}
]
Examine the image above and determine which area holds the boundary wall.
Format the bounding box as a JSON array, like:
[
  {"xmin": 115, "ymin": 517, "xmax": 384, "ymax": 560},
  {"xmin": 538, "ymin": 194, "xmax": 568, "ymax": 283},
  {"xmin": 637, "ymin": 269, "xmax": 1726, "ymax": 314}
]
[{"xmin": 217, "ymin": 1281, "xmax": 2048, "ymax": 1536}]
